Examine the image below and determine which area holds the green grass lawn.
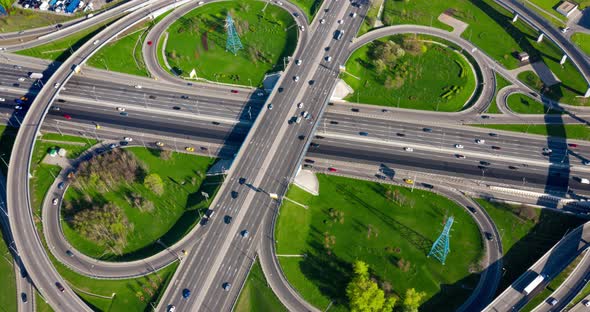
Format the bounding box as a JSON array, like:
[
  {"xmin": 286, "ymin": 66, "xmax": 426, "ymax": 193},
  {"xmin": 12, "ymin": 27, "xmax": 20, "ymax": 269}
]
[
  {"xmin": 15, "ymin": 17, "xmax": 117, "ymax": 62},
  {"xmin": 472, "ymin": 124, "xmax": 590, "ymax": 141},
  {"xmin": 62, "ymin": 147, "xmax": 219, "ymax": 260},
  {"xmin": 235, "ymin": 261, "xmax": 287, "ymax": 312},
  {"xmin": 0, "ymin": 231, "xmax": 17, "ymax": 312},
  {"xmin": 343, "ymin": 35, "xmax": 476, "ymax": 111},
  {"xmin": 276, "ymin": 175, "xmax": 484, "ymax": 311},
  {"xmin": 381, "ymin": 0, "xmax": 588, "ymax": 105},
  {"xmin": 290, "ymin": 0, "xmax": 323, "ymax": 19},
  {"xmin": 506, "ymin": 93, "xmax": 562, "ymax": 114},
  {"xmin": 572, "ymin": 33, "xmax": 590, "ymax": 57},
  {"xmin": 87, "ymin": 24, "xmax": 150, "ymax": 77},
  {"xmin": 487, "ymin": 74, "xmax": 512, "ymax": 114},
  {"xmin": 476, "ymin": 199, "xmax": 586, "ymax": 293},
  {"xmin": 48, "ymin": 241, "xmax": 178, "ymax": 312},
  {"xmin": 163, "ymin": 1, "xmax": 297, "ymax": 86}
]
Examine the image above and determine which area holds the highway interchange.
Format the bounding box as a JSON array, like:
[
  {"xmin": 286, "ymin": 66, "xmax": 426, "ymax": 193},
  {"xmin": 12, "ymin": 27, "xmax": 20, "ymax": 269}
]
[{"xmin": 1, "ymin": 0, "xmax": 590, "ymax": 311}]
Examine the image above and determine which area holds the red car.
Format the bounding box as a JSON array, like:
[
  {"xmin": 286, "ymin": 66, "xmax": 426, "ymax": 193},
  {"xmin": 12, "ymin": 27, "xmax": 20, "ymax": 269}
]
[
  {"xmin": 230, "ymin": 90, "xmax": 238, "ymax": 94},
  {"xmin": 568, "ymin": 143, "xmax": 578, "ymax": 148},
  {"xmin": 328, "ymin": 167, "xmax": 337, "ymax": 172},
  {"xmin": 147, "ymin": 40, "xmax": 153, "ymax": 46},
  {"xmin": 63, "ymin": 114, "xmax": 72, "ymax": 120}
]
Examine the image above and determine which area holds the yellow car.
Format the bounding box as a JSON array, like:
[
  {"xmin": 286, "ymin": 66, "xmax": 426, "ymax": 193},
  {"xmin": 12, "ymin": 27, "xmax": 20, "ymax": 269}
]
[
  {"xmin": 156, "ymin": 141, "xmax": 164, "ymax": 147},
  {"xmin": 185, "ymin": 147, "xmax": 195, "ymax": 152},
  {"xmin": 95, "ymin": 124, "xmax": 101, "ymax": 129},
  {"xmin": 403, "ymin": 178, "xmax": 414, "ymax": 185}
]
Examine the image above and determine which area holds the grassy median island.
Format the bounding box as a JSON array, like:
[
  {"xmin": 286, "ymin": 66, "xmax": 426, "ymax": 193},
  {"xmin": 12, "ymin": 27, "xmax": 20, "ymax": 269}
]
[
  {"xmin": 0, "ymin": 0, "xmax": 77, "ymax": 33},
  {"xmin": 342, "ymin": 35, "xmax": 476, "ymax": 111},
  {"xmin": 276, "ymin": 175, "xmax": 483, "ymax": 311},
  {"xmin": 61, "ymin": 147, "xmax": 220, "ymax": 260},
  {"xmin": 290, "ymin": 0, "xmax": 323, "ymax": 19},
  {"xmin": 381, "ymin": 0, "xmax": 588, "ymax": 106},
  {"xmin": 0, "ymin": 231, "xmax": 17, "ymax": 312},
  {"xmin": 506, "ymin": 93, "xmax": 562, "ymax": 114},
  {"xmin": 572, "ymin": 33, "xmax": 590, "ymax": 57},
  {"xmin": 235, "ymin": 261, "xmax": 287, "ymax": 312},
  {"xmin": 476, "ymin": 199, "xmax": 586, "ymax": 294},
  {"xmin": 163, "ymin": 1, "xmax": 297, "ymax": 86}
]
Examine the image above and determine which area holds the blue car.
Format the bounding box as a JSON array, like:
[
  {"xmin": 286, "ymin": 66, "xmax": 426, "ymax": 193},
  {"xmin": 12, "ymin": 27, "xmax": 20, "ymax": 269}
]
[{"xmin": 182, "ymin": 288, "xmax": 191, "ymax": 299}]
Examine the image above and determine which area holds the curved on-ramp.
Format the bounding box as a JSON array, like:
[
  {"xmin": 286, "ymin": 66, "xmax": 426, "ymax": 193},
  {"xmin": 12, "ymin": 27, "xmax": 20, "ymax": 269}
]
[{"xmin": 6, "ymin": 0, "xmax": 184, "ymax": 311}]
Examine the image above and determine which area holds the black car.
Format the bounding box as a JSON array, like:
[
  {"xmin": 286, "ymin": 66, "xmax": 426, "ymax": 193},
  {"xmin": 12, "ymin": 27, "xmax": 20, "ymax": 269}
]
[
  {"xmin": 484, "ymin": 232, "xmax": 493, "ymax": 241},
  {"xmin": 172, "ymin": 106, "xmax": 181, "ymax": 110},
  {"xmin": 239, "ymin": 177, "xmax": 246, "ymax": 185},
  {"xmin": 21, "ymin": 293, "xmax": 27, "ymax": 303},
  {"xmin": 467, "ymin": 206, "xmax": 477, "ymax": 213},
  {"xmin": 120, "ymin": 141, "xmax": 129, "ymax": 146},
  {"xmin": 330, "ymin": 121, "xmax": 339, "ymax": 125},
  {"xmin": 351, "ymin": 108, "xmax": 359, "ymax": 112},
  {"xmin": 224, "ymin": 215, "xmax": 232, "ymax": 224},
  {"xmin": 180, "ymin": 95, "xmax": 189, "ymax": 99},
  {"xmin": 489, "ymin": 133, "xmax": 498, "ymax": 137},
  {"xmin": 480, "ymin": 161, "xmax": 491, "ymax": 166},
  {"xmin": 421, "ymin": 183, "xmax": 434, "ymax": 189},
  {"xmin": 148, "ymin": 95, "xmax": 156, "ymax": 99},
  {"xmin": 55, "ymin": 282, "xmax": 65, "ymax": 292},
  {"xmin": 396, "ymin": 133, "xmax": 406, "ymax": 137},
  {"xmin": 298, "ymin": 135, "xmax": 305, "ymax": 140},
  {"xmin": 303, "ymin": 164, "xmax": 313, "ymax": 169},
  {"xmin": 304, "ymin": 159, "xmax": 315, "ymax": 164},
  {"xmin": 231, "ymin": 191, "xmax": 239, "ymax": 199},
  {"xmin": 310, "ymin": 143, "xmax": 320, "ymax": 148},
  {"xmin": 423, "ymin": 128, "xmax": 433, "ymax": 133}
]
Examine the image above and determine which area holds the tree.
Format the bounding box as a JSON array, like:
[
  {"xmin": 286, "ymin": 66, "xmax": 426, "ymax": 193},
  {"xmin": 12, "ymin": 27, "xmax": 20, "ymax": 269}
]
[
  {"xmin": 144, "ymin": 173, "xmax": 164, "ymax": 195},
  {"xmin": 373, "ymin": 59, "xmax": 387, "ymax": 75},
  {"xmin": 402, "ymin": 288, "xmax": 426, "ymax": 312},
  {"xmin": 384, "ymin": 76, "xmax": 394, "ymax": 89},
  {"xmin": 346, "ymin": 261, "xmax": 397, "ymax": 312}
]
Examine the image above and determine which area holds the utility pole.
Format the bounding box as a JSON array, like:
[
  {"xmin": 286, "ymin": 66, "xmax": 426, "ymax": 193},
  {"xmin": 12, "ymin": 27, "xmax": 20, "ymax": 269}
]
[{"xmin": 55, "ymin": 121, "xmax": 63, "ymax": 136}]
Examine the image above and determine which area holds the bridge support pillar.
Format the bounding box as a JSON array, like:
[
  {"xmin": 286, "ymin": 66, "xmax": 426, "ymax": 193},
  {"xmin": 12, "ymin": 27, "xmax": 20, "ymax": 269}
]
[
  {"xmin": 585, "ymin": 87, "xmax": 590, "ymax": 98},
  {"xmin": 560, "ymin": 54, "xmax": 568, "ymax": 65},
  {"xmin": 512, "ymin": 14, "xmax": 519, "ymax": 23},
  {"xmin": 537, "ymin": 33, "xmax": 544, "ymax": 43}
]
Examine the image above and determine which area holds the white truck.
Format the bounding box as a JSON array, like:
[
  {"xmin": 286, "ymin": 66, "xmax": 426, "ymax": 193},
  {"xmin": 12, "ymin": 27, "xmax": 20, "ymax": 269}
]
[
  {"xmin": 28, "ymin": 72, "xmax": 43, "ymax": 79},
  {"xmin": 523, "ymin": 274, "xmax": 545, "ymax": 295}
]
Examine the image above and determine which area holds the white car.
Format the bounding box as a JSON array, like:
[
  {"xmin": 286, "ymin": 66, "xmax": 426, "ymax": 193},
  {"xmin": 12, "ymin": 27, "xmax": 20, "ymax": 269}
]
[
  {"xmin": 294, "ymin": 76, "xmax": 300, "ymax": 82},
  {"xmin": 561, "ymin": 27, "xmax": 570, "ymax": 33},
  {"xmin": 320, "ymin": 19, "xmax": 326, "ymax": 24},
  {"xmin": 14, "ymin": 105, "xmax": 22, "ymax": 110},
  {"xmin": 543, "ymin": 147, "xmax": 552, "ymax": 153},
  {"xmin": 54, "ymin": 82, "xmax": 60, "ymax": 88},
  {"xmin": 404, "ymin": 147, "xmax": 413, "ymax": 152},
  {"xmin": 475, "ymin": 139, "xmax": 485, "ymax": 144},
  {"xmin": 18, "ymin": 77, "xmax": 25, "ymax": 82},
  {"xmin": 117, "ymin": 107, "xmax": 125, "ymax": 112},
  {"xmin": 325, "ymin": 56, "xmax": 332, "ymax": 62},
  {"xmin": 297, "ymin": 102, "xmax": 304, "ymax": 108},
  {"xmin": 134, "ymin": 85, "xmax": 142, "ymax": 89},
  {"xmin": 584, "ymin": 300, "xmax": 590, "ymax": 307},
  {"xmin": 299, "ymin": 25, "xmax": 305, "ymax": 31},
  {"xmin": 454, "ymin": 144, "xmax": 464, "ymax": 149},
  {"xmin": 295, "ymin": 59, "xmax": 302, "ymax": 66},
  {"xmin": 0, "ymin": 98, "xmax": 5, "ymax": 102},
  {"xmin": 257, "ymin": 91, "xmax": 264, "ymax": 96},
  {"xmin": 93, "ymin": 39, "xmax": 100, "ymax": 45},
  {"xmin": 52, "ymin": 198, "xmax": 58, "ymax": 205},
  {"xmin": 338, "ymin": 19, "xmax": 344, "ymax": 24},
  {"xmin": 124, "ymin": 137, "xmax": 133, "ymax": 142}
]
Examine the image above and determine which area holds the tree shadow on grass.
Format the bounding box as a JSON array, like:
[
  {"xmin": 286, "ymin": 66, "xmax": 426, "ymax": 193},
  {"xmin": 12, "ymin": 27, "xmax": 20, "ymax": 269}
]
[
  {"xmin": 298, "ymin": 240, "xmax": 352, "ymax": 307},
  {"xmin": 334, "ymin": 182, "xmax": 433, "ymax": 254}
]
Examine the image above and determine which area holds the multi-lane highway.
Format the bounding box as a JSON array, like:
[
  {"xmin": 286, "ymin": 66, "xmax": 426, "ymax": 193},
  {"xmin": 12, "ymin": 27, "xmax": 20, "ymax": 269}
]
[{"xmin": 3, "ymin": 0, "xmax": 590, "ymax": 310}]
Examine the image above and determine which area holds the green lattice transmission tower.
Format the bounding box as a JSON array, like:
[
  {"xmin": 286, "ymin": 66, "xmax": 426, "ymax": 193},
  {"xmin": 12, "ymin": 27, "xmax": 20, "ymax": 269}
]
[
  {"xmin": 427, "ymin": 216, "xmax": 454, "ymax": 265},
  {"xmin": 225, "ymin": 14, "xmax": 243, "ymax": 55}
]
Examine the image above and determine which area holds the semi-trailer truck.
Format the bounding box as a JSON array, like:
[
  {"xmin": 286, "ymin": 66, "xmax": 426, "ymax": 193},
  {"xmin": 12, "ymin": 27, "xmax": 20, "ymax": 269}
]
[{"xmin": 523, "ymin": 273, "xmax": 545, "ymax": 295}]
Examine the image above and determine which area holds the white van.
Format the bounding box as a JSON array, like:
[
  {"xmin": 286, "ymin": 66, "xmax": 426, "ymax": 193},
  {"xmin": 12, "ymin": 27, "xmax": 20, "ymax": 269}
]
[{"xmin": 579, "ymin": 177, "xmax": 590, "ymax": 184}]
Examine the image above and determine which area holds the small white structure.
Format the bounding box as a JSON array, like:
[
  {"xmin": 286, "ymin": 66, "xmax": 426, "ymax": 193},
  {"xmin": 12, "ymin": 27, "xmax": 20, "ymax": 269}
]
[
  {"xmin": 58, "ymin": 148, "xmax": 67, "ymax": 157},
  {"xmin": 518, "ymin": 52, "xmax": 530, "ymax": 62},
  {"xmin": 556, "ymin": 1, "xmax": 578, "ymax": 17}
]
